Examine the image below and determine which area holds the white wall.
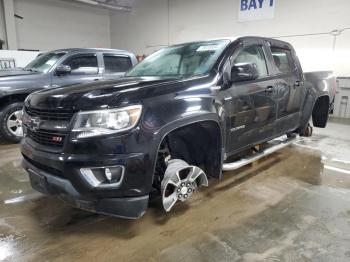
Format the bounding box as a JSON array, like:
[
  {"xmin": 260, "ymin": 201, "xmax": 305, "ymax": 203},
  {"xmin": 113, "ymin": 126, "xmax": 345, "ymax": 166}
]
[
  {"xmin": 110, "ymin": 0, "xmax": 169, "ymax": 55},
  {"xmin": 0, "ymin": 0, "xmax": 6, "ymax": 48},
  {"xmin": 13, "ymin": 0, "xmax": 111, "ymax": 51},
  {"xmin": 0, "ymin": 50, "xmax": 38, "ymax": 67},
  {"xmin": 110, "ymin": 0, "xmax": 350, "ymax": 76}
]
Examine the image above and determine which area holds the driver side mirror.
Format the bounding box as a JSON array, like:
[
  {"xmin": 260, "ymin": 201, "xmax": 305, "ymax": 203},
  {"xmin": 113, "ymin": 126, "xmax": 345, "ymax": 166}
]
[
  {"xmin": 231, "ymin": 63, "xmax": 259, "ymax": 82},
  {"xmin": 56, "ymin": 65, "xmax": 71, "ymax": 76}
]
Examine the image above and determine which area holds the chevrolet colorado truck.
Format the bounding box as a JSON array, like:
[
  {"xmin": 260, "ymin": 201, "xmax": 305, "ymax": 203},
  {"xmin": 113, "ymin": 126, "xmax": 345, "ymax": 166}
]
[
  {"xmin": 21, "ymin": 37, "xmax": 335, "ymax": 219},
  {"xmin": 0, "ymin": 48, "xmax": 137, "ymax": 142}
]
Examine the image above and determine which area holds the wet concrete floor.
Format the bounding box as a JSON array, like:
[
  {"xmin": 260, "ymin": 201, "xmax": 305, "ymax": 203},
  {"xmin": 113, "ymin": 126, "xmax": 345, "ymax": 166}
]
[{"xmin": 1, "ymin": 121, "xmax": 350, "ymax": 261}]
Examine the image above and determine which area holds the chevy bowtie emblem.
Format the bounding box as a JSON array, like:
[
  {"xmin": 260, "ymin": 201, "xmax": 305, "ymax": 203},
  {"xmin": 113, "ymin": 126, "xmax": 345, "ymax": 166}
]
[{"xmin": 28, "ymin": 117, "xmax": 41, "ymax": 131}]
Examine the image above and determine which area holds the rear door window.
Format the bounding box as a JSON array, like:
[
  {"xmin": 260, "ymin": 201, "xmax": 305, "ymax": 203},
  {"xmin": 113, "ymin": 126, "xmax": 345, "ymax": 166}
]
[
  {"xmin": 103, "ymin": 55, "xmax": 132, "ymax": 73},
  {"xmin": 270, "ymin": 47, "xmax": 294, "ymax": 74}
]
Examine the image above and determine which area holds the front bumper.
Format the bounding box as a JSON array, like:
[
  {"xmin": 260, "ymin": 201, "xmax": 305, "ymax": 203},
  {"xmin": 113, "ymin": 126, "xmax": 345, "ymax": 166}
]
[
  {"xmin": 22, "ymin": 157, "xmax": 149, "ymax": 219},
  {"xmin": 21, "ymin": 137, "xmax": 153, "ymax": 197}
]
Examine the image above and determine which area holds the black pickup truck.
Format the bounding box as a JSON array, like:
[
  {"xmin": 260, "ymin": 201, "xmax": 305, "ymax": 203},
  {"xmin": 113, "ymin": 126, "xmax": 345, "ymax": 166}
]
[{"xmin": 21, "ymin": 37, "xmax": 335, "ymax": 219}]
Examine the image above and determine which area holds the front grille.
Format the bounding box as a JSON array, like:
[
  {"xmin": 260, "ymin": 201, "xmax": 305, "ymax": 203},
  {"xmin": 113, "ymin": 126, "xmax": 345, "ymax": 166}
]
[
  {"xmin": 26, "ymin": 128, "xmax": 66, "ymax": 148},
  {"xmin": 24, "ymin": 106, "xmax": 75, "ymax": 148},
  {"xmin": 25, "ymin": 106, "xmax": 75, "ymax": 121}
]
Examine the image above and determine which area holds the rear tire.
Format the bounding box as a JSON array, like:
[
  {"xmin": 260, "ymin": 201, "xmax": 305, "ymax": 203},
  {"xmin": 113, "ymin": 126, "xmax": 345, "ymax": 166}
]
[{"xmin": 0, "ymin": 102, "xmax": 24, "ymax": 143}]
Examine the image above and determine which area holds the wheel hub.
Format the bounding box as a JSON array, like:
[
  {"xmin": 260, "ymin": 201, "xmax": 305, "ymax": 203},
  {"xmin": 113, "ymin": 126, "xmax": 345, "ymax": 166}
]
[
  {"xmin": 6, "ymin": 110, "xmax": 23, "ymax": 137},
  {"xmin": 161, "ymin": 159, "xmax": 208, "ymax": 212},
  {"xmin": 180, "ymin": 186, "xmax": 188, "ymax": 195}
]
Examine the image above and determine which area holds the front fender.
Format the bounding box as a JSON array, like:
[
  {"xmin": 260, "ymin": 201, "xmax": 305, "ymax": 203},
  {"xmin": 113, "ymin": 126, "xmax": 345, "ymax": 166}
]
[
  {"xmin": 153, "ymin": 112, "xmax": 224, "ymax": 146},
  {"xmin": 139, "ymin": 95, "xmax": 225, "ymax": 189},
  {"xmin": 142, "ymin": 93, "xmax": 225, "ymax": 150},
  {"xmin": 148, "ymin": 113, "xmax": 224, "ymax": 184}
]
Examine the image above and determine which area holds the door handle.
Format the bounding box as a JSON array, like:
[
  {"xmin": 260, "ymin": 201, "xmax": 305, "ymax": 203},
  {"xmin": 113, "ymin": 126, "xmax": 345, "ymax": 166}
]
[
  {"xmin": 294, "ymin": 80, "xmax": 301, "ymax": 87},
  {"xmin": 93, "ymin": 78, "xmax": 100, "ymax": 81},
  {"xmin": 265, "ymin": 86, "xmax": 274, "ymax": 94}
]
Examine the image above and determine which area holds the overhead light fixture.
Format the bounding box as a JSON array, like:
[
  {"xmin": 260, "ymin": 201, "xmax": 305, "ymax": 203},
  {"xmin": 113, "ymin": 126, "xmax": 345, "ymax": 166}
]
[
  {"xmin": 72, "ymin": 0, "xmax": 132, "ymax": 11},
  {"xmin": 75, "ymin": 0, "xmax": 98, "ymax": 5},
  {"xmin": 98, "ymin": 3, "xmax": 131, "ymax": 11}
]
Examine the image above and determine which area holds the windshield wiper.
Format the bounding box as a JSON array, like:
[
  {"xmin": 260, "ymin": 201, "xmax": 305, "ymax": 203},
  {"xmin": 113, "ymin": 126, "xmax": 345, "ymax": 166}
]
[{"xmin": 25, "ymin": 68, "xmax": 39, "ymax": 72}]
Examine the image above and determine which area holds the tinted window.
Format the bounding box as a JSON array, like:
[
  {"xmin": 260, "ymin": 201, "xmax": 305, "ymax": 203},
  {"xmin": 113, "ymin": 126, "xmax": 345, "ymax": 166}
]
[
  {"xmin": 271, "ymin": 47, "xmax": 294, "ymax": 74},
  {"xmin": 104, "ymin": 55, "xmax": 132, "ymax": 73},
  {"xmin": 233, "ymin": 45, "xmax": 268, "ymax": 77},
  {"xmin": 63, "ymin": 54, "xmax": 98, "ymax": 75}
]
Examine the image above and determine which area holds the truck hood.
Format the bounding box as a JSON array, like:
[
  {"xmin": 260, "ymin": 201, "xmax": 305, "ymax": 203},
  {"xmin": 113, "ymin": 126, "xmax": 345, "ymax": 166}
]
[
  {"xmin": 26, "ymin": 76, "xmax": 204, "ymax": 110},
  {"xmin": 0, "ymin": 69, "xmax": 39, "ymax": 77}
]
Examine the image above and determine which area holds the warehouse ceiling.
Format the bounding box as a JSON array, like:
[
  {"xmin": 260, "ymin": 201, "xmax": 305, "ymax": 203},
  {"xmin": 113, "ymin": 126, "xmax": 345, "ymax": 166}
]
[{"xmin": 72, "ymin": 0, "xmax": 135, "ymax": 12}]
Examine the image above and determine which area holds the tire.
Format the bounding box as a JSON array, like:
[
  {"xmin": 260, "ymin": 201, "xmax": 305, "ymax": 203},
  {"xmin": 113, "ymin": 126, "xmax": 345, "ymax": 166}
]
[{"xmin": 0, "ymin": 102, "xmax": 24, "ymax": 143}]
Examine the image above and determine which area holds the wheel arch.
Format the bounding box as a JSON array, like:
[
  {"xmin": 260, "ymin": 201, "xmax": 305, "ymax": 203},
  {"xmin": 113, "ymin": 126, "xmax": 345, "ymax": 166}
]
[
  {"xmin": 0, "ymin": 93, "xmax": 29, "ymax": 110},
  {"xmin": 151, "ymin": 114, "xmax": 224, "ymax": 185},
  {"xmin": 299, "ymin": 89, "xmax": 330, "ymax": 132}
]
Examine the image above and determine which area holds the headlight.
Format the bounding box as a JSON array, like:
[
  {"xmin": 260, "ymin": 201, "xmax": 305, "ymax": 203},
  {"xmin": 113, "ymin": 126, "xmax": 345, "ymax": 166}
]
[{"xmin": 72, "ymin": 105, "xmax": 142, "ymax": 138}]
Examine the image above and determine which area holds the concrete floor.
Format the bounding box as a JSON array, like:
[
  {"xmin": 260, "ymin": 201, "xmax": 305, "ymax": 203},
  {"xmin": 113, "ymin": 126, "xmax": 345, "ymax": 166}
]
[{"xmin": 1, "ymin": 121, "xmax": 350, "ymax": 261}]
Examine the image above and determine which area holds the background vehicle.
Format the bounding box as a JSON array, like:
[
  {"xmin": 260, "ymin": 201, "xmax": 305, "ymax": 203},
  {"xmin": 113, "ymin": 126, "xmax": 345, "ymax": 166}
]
[
  {"xmin": 0, "ymin": 48, "xmax": 137, "ymax": 142},
  {"xmin": 21, "ymin": 37, "xmax": 334, "ymax": 219}
]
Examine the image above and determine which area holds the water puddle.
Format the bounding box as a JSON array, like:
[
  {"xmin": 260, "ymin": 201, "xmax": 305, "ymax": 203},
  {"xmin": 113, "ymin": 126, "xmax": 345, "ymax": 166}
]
[
  {"xmin": 321, "ymin": 156, "xmax": 350, "ymax": 189},
  {"xmin": 0, "ymin": 159, "xmax": 34, "ymax": 204}
]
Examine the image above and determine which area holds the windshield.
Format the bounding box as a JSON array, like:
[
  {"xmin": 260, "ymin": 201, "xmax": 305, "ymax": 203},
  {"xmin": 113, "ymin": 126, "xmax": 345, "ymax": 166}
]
[
  {"xmin": 127, "ymin": 40, "xmax": 230, "ymax": 77},
  {"xmin": 24, "ymin": 52, "xmax": 66, "ymax": 73}
]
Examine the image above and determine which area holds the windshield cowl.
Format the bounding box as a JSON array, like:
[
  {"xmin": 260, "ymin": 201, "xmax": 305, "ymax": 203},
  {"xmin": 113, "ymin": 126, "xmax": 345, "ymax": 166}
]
[{"xmin": 24, "ymin": 68, "xmax": 40, "ymax": 73}]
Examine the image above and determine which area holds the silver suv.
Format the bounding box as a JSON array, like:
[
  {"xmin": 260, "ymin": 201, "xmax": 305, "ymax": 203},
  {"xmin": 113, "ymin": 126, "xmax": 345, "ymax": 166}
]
[{"xmin": 0, "ymin": 48, "xmax": 137, "ymax": 142}]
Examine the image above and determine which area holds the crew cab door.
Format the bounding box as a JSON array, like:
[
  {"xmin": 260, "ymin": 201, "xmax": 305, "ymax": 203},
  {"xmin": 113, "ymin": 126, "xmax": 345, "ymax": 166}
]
[
  {"xmin": 267, "ymin": 42, "xmax": 305, "ymax": 134},
  {"xmin": 101, "ymin": 54, "xmax": 134, "ymax": 80},
  {"xmin": 225, "ymin": 40, "xmax": 277, "ymax": 153},
  {"xmin": 51, "ymin": 53, "xmax": 102, "ymax": 87}
]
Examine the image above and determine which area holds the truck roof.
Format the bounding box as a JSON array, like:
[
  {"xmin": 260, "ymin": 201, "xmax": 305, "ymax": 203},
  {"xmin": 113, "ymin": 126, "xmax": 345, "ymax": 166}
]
[
  {"xmin": 177, "ymin": 36, "xmax": 293, "ymax": 49},
  {"xmin": 48, "ymin": 48, "xmax": 134, "ymax": 56}
]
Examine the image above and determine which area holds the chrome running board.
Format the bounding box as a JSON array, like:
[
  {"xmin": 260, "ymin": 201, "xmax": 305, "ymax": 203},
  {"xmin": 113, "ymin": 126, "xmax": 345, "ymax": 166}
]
[{"xmin": 222, "ymin": 135, "xmax": 296, "ymax": 171}]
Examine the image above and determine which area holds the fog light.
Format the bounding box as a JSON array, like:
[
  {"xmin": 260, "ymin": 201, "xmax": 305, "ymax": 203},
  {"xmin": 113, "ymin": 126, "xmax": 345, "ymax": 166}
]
[
  {"xmin": 105, "ymin": 168, "xmax": 112, "ymax": 181},
  {"xmin": 80, "ymin": 165, "xmax": 124, "ymax": 188}
]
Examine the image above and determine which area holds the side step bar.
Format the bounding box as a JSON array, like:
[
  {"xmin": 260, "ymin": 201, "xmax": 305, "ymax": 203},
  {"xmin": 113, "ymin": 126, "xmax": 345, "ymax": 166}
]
[{"xmin": 222, "ymin": 135, "xmax": 296, "ymax": 171}]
